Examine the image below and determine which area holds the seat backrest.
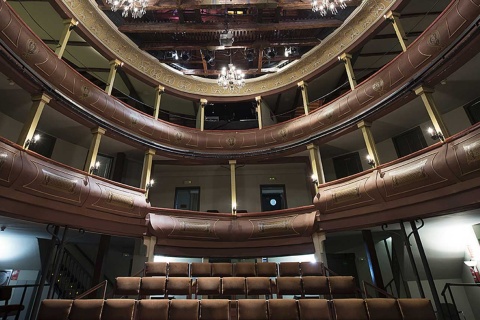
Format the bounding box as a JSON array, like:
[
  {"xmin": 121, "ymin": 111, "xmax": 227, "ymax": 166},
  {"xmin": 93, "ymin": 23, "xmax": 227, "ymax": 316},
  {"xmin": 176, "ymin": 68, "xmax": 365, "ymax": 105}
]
[
  {"xmin": 238, "ymin": 299, "xmax": 268, "ymax": 320},
  {"xmin": 397, "ymin": 298, "xmax": 437, "ymax": 320},
  {"xmin": 297, "ymin": 299, "xmax": 331, "ymax": 320},
  {"xmin": 328, "ymin": 276, "xmax": 356, "ymax": 296},
  {"xmin": 268, "ymin": 299, "xmax": 299, "ymax": 320},
  {"xmin": 222, "ymin": 277, "xmax": 246, "ymax": 296},
  {"xmin": 196, "ymin": 277, "xmax": 221, "ymax": 296},
  {"xmin": 144, "ymin": 262, "xmax": 167, "ymax": 277},
  {"xmin": 278, "ymin": 262, "xmax": 301, "ymax": 277},
  {"xmin": 166, "ymin": 277, "xmax": 192, "ymax": 296},
  {"xmin": 169, "ymin": 299, "xmax": 199, "ymax": 320},
  {"xmin": 200, "ymin": 299, "xmax": 230, "ymax": 320},
  {"xmin": 256, "ymin": 263, "xmax": 277, "ymax": 277},
  {"xmin": 135, "ymin": 299, "xmax": 169, "ymax": 320},
  {"xmin": 37, "ymin": 299, "xmax": 73, "ymax": 320},
  {"xmin": 115, "ymin": 277, "xmax": 141, "ymax": 297},
  {"xmin": 212, "ymin": 263, "xmax": 233, "ymax": 277},
  {"xmin": 246, "ymin": 277, "xmax": 272, "ymax": 295},
  {"xmin": 332, "ymin": 299, "xmax": 368, "ymax": 320},
  {"xmin": 300, "ymin": 262, "xmax": 324, "ymax": 276},
  {"xmin": 168, "ymin": 262, "xmax": 190, "ymax": 277},
  {"xmin": 276, "ymin": 277, "xmax": 303, "ymax": 296},
  {"xmin": 69, "ymin": 299, "xmax": 104, "ymax": 320},
  {"xmin": 302, "ymin": 276, "xmax": 329, "ymax": 296},
  {"xmin": 139, "ymin": 277, "xmax": 166, "ymax": 296},
  {"xmin": 365, "ymin": 298, "xmax": 403, "ymax": 320},
  {"xmin": 101, "ymin": 299, "xmax": 135, "ymax": 320},
  {"xmin": 234, "ymin": 263, "xmax": 256, "ymax": 277},
  {"xmin": 190, "ymin": 262, "xmax": 211, "ymax": 277}
]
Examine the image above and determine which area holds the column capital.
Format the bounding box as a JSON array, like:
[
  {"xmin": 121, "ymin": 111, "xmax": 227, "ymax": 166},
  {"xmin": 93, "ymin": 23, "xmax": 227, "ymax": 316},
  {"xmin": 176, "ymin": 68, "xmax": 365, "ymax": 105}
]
[
  {"xmin": 156, "ymin": 85, "xmax": 165, "ymax": 94},
  {"xmin": 384, "ymin": 10, "xmax": 401, "ymax": 21},
  {"xmin": 31, "ymin": 93, "xmax": 52, "ymax": 104},
  {"xmin": 297, "ymin": 80, "xmax": 308, "ymax": 89},
  {"xmin": 109, "ymin": 59, "xmax": 123, "ymax": 68},
  {"xmin": 145, "ymin": 148, "xmax": 156, "ymax": 156},
  {"xmin": 414, "ymin": 85, "xmax": 435, "ymax": 96},
  {"xmin": 200, "ymin": 98, "xmax": 208, "ymax": 106},
  {"xmin": 255, "ymin": 96, "xmax": 262, "ymax": 102},
  {"xmin": 338, "ymin": 52, "xmax": 352, "ymax": 62},
  {"xmin": 63, "ymin": 18, "xmax": 78, "ymax": 28},
  {"xmin": 229, "ymin": 160, "xmax": 237, "ymax": 166},
  {"xmin": 91, "ymin": 127, "xmax": 106, "ymax": 135},
  {"xmin": 306, "ymin": 143, "xmax": 318, "ymax": 151},
  {"xmin": 357, "ymin": 120, "xmax": 372, "ymax": 129}
]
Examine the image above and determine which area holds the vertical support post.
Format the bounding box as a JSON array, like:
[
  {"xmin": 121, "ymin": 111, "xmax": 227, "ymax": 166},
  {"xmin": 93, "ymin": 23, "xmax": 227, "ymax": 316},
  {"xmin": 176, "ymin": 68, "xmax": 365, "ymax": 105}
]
[
  {"xmin": 91, "ymin": 235, "xmax": 111, "ymax": 297},
  {"xmin": 143, "ymin": 236, "xmax": 157, "ymax": 263},
  {"xmin": 414, "ymin": 86, "xmax": 450, "ymax": 138},
  {"xmin": 17, "ymin": 93, "xmax": 51, "ymax": 148},
  {"xmin": 358, "ymin": 120, "xmax": 380, "ymax": 167},
  {"xmin": 384, "ymin": 11, "xmax": 408, "ymax": 52},
  {"xmin": 229, "ymin": 160, "xmax": 237, "ymax": 215},
  {"xmin": 410, "ymin": 221, "xmax": 445, "ymax": 320},
  {"xmin": 153, "ymin": 86, "xmax": 165, "ymax": 120},
  {"xmin": 307, "ymin": 143, "xmax": 325, "ymax": 193},
  {"xmin": 298, "ymin": 81, "xmax": 310, "ymax": 115},
  {"xmin": 400, "ymin": 222, "xmax": 425, "ymax": 298},
  {"xmin": 338, "ymin": 53, "xmax": 357, "ymax": 90},
  {"xmin": 55, "ymin": 18, "xmax": 78, "ymax": 58},
  {"xmin": 84, "ymin": 127, "xmax": 106, "ymax": 173},
  {"xmin": 140, "ymin": 148, "xmax": 155, "ymax": 190},
  {"xmin": 47, "ymin": 226, "xmax": 69, "ymax": 299},
  {"xmin": 362, "ymin": 230, "xmax": 386, "ymax": 295},
  {"xmin": 312, "ymin": 232, "xmax": 327, "ymax": 265},
  {"xmin": 105, "ymin": 59, "xmax": 122, "ymax": 95},
  {"xmin": 200, "ymin": 99, "xmax": 207, "ymax": 131},
  {"xmin": 255, "ymin": 96, "xmax": 263, "ymax": 129}
]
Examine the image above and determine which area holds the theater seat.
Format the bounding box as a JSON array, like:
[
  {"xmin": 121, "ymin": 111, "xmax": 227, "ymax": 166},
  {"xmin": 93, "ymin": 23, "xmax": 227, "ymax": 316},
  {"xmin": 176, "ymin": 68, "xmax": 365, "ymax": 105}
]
[
  {"xmin": 69, "ymin": 299, "xmax": 104, "ymax": 320},
  {"xmin": 101, "ymin": 299, "xmax": 135, "ymax": 320},
  {"xmin": 298, "ymin": 299, "xmax": 331, "ymax": 320},
  {"xmin": 256, "ymin": 263, "xmax": 277, "ymax": 277},
  {"xmin": 397, "ymin": 298, "xmax": 436, "ymax": 320},
  {"xmin": 144, "ymin": 262, "xmax": 167, "ymax": 277},
  {"xmin": 114, "ymin": 277, "xmax": 141, "ymax": 297},
  {"xmin": 276, "ymin": 277, "xmax": 303, "ymax": 297},
  {"xmin": 246, "ymin": 277, "xmax": 272, "ymax": 296},
  {"xmin": 191, "ymin": 262, "xmax": 211, "ymax": 277},
  {"xmin": 196, "ymin": 277, "xmax": 221, "ymax": 297},
  {"xmin": 365, "ymin": 298, "xmax": 403, "ymax": 320},
  {"xmin": 278, "ymin": 262, "xmax": 301, "ymax": 277},
  {"xmin": 222, "ymin": 277, "xmax": 246, "ymax": 296},
  {"xmin": 332, "ymin": 299, "xmax": 368, "ymax": 320},
  {"xmin": 168, "ymin": 262, "xmax": 190, "ymax": 277},
  {"xmin": 300, "ymin": 262, "xmax": 324, "ymax": 276},
  {"xmin": 212, "ymin": 263, "xmax": 233, "ymax": 277},
  {"xmin": 238, "ymin": 299, "xmax": 268, "ymax": 320},
  {"xmin": 200, "ymin": 299, "xmax": 230, "ymax": 320},
  {"xmin": 37, "ymin": 299, "xmax": 72, "ymax": 320},
  {"xmin": 302, "ymin": 276, "xmax": 329, "ymax": 297},
  {"xmin": 268, "ymin": 299, "xmax": 299, "ymax": 320},
  {"xmin": 136, "ymin": 300, "xmax": 169, "ymax": 320},
  {"xmin": 140, "ymin": 277, "xmax": 166, "ymax": 296},
  {"xmin": 170, "ymin": 299, "xmax": 199, "ymax": 320},
  {"xmin": 234, "ymin": 263, "xmax": 256, "ymax": 277},
  {"xmin": 328, "ymin": 276, "xmax": 357, "ymax": 297},
  {"xmin": 166, "ymin": 277, "xmax": 192, "ymax": 297}
]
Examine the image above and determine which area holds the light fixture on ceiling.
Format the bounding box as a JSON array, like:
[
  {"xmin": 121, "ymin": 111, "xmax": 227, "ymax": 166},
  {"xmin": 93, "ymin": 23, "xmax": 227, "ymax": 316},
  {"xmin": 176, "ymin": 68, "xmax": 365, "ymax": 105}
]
[
  {"xmin": 311, "ymin": 0, "xmax": 347, "ymax": 16},
  {"xmin": 218, "ymin": 51, "xmax": 245, "ymax": 91},
  {"xmin": 107, "ymin": 0, "xmax": 148, "ymax": 18}
]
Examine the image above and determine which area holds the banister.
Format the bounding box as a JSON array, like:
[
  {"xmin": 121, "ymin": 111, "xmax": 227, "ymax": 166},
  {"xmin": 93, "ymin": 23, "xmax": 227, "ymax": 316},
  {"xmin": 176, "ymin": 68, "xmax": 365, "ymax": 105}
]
[
  {"xmin": 363, "ymin": 281, "xmax": 396, "ymax": 299},
  {"xmin": 75, "ymin": 280, "xmax": 108, "ymax": 300}
]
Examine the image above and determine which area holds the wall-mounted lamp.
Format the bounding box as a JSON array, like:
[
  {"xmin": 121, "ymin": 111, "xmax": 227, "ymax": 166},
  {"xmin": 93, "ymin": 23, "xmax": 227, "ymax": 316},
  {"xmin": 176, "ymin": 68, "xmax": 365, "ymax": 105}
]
[
  {"xmin": 427, "ymin": 127, "xmax": 445, "ymax": 142},
  {"xmin": 383, "ymin": 14, "xmax": 394, "ymax": 23},
  {"xmin": 311, "ymin": 174, "xmax": 319, "ymax": 187},
  {"xmin": 232, "ymin": 202, "xmax": 237, "ymax": 216},
  {"xmin": 114, "ymin": 61, "xmax": 124, "ymax": 70},
  {"xmin": 90, "ymin": 161, "xmax": 100, "ymax": 174},
  {"xmin": 146, "ymin": 179, "xmax": 155, "ymax": 190},
  {"xmin": 24, "ymin": 133, "xmax": 41, "ymax": 149},
  {"xmin": 69, "ymin": 20, "xmax": 79, "ymax": 31},
  {"xmin": 366, "ymin": 154, "xmax": 375, "ymax": 168}
]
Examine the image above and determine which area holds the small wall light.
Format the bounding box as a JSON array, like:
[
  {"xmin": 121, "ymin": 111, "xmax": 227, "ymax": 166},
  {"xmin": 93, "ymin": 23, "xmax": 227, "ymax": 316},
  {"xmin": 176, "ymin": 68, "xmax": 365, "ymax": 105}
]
[
  {"xmin": 24, "ymin": 134, "xmax": 40, "ymax": 149},
  {"xmin": 311, "ymin": 174, "xmax": 319, "ymax": 187},
  {"xmin": 366, "ymin": 154, "xmax": 375, "ymax": 168},
  {"xmin": 427, "ymin": 127, "xmax": 445, "ymax": 142},
  {"xmin": 90, "ymin": 161, "xmax": 100, "ymax": 174},
  {"xmin": 146, "ymin": 179, "xmax": 155, "ymax": 190},
  {"xmin": 232, "ymin": 202, "xmax": 237, "ymax": 215}
]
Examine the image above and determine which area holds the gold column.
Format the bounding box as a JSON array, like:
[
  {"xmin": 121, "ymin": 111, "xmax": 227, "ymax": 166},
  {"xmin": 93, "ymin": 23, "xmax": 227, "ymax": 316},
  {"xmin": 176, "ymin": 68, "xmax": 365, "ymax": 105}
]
[
  {"xmin": 357, "ymin": 120, "xmax": 380, "ymax": 167},
  {"xmin": 298, "ymin": 81, "xmax": 310, "ymax": 115},
  {"xmin": 307, "ymin": 143, "xmax": 325, "ymax": 193},
  {"xmin": 140, "ymin": 148, "xmax": 155, "ymax": 189},
  {"xmin": 255, "ymin": 96, "xmax": 263, "ymax": 129},
  {"xmin": 338, "ymin": 53, "xmax": 357, "ymax": 90},
  {"xmin": 312, "ymin": 232, "xmax": 327, "ymax": 264},
  {"xmin": 17, "ymin": 93, "xmax": 51, "ymax": 148},
  {"xmin": 229, "ymin": 160, "xmax": 237, "ymax": 215},
  {"xmin": 200, "ymin": 98, "xmax": 207, "ymax": 131},
  {"xmin": 384, "ymin": 11, "xmax": 408, "ymax": 52},
  {"xmin": 55, "ymin": 18, "xmax": 78, "ymax": 58},
  {"xmin": 105, "ymin": 59, "xmax": 123, "ymax": 95},
  {"xmin": 84, "ymin": 127, "xmax": 106, "ymax": 173},
  {"xmin": 414, "ymin": 86, "xmax": 450, "ymax": 138},
  {"xmin": 143, "ymin": 235, "xmax": 157, "ymax": 263},
  {"xmin": 153, "ymin": 86, "xmax": 165, "ymax": 120}
]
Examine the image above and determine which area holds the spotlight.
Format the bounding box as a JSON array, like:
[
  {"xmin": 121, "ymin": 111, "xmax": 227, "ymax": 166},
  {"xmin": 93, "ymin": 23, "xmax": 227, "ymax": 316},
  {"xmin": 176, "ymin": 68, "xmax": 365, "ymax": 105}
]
[
  {"xmin": 427, "ymin": 127, "xmax": 445, "ymax": 142},
  {"xmin": 204, "ymin": 52, "xmax": 215, "ymax": 65},
  {"xmin": 245, "ymin": 50, "xmax": 254, "ymax": 62},
  {"xmin": 90, "ymin": 161, "xmax": 101, "ymax": 174},
  {"xmin": 366, "ymin": 155, "xmax": 375, "ymax": 168},
  {"xmin": 265, "ymin": 48, "xmax": 276, "ymax": 59},
  {"xmin": 172, "ymin": 51, "xmax": 179, "ymax": 60},
  {"xmin": 181, "ymin": 51, "xmax": 190, "ymax": 61},
  {"xmin": 24, "ymin": 133, "xmax": 40, "ymax": 149}
]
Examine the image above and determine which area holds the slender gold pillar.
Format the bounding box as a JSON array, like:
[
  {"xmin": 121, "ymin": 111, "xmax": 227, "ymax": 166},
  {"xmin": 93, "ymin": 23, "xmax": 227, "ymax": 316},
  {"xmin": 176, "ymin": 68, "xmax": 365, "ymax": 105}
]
[
  {"xmin": 105, "ymin": 59, "xmax": 122, "ymax": 95},
  {"xmin": 200, "ymin": 99, "xmax": 207, "ymax": 131},
  {"xmin": 307, "ymin": 143, "xmax": 325, "ymax": 193},
  {"xmin": 312, "ymin": 232, "xmax": 327, "ymax": 264},
  {"xmin": 357, "ymin": 120, "xmax": 380, "ymax": 167},
  {"xmin": 229, "ymin": 160, "xmax": 237, "ymax": 215},
  {"xmin": 298, "ymin": 81, "xmax": 310, "ymax": 115},
  {"xmin": 384, "ymin": 11, "xmax": 408, "ymax": 52},
  {"xmin": 55, "ymin": 18, "xmax": 78, "ymax": 58},
  {"xmin": 140, "ymin": 148, "xmax": 155, "ymax": 189},
  {"xmin": 84, "ymin": 127, "xmax": 106, "ymax": 173},
  {"xmin": 143, "ymin": 235, "xmax": 157, "ymax": 263},
  {"xmin": 414, "ymin": 86, "xmax": 450, "ymax": 138},
  {"xmin": 338, "ymin": 53, "xmax": 357, "ymax": 90},
  {"xmin": 153, "ymin": 86, "xmax": 165, "ymax": 120},
  {"xmin": 17, "ymin": 93, "xmax": 51, "ymax": 148},
  {"xmin": 255, "ymin": 96, "xmax": 263, "ymax": 129}
]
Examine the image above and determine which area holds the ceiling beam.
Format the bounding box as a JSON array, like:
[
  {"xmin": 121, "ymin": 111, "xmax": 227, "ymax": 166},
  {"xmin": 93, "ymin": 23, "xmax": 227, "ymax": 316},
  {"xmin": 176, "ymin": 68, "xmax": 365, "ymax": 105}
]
[{"xmin": 181, "ymin": 67, "xmax": 278, "ymax": 75}]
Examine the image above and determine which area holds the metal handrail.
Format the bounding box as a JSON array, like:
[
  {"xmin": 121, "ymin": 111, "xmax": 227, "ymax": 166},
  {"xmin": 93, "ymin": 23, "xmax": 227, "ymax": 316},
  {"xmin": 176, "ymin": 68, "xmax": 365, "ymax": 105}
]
[
  {"xmin": 441, "ymin": 282, "xmax": 480, "ymax": 320},
  {"xmin": 74, "ymin": 280, "xmax": 107, "ymax": 300},
  {"xmin": 363, "ymin": 281, "xmax": 396, "ymax": 299},
  {"xmin": 0, "ymin": 284, "xmax": 39, "ymax": 320}
]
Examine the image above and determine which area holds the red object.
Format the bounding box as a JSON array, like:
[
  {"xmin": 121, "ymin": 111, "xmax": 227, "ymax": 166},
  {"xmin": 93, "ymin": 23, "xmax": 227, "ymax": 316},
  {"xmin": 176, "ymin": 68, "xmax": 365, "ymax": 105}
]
[{"xmin": 10, "ymin": 270, "xmax": 19, "ymax": 281}]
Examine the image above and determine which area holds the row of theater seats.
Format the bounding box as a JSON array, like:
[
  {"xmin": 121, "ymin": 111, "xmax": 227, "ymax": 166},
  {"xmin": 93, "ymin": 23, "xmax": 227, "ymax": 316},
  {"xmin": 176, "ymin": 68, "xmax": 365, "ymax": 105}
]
[
  {"xmin": 37, "ymin": 297, "xmax": 437, "ymax": 320},
  {"xmin": 114, "ymin": 275, "xmax": 357, "ymax": 299},
  {"xmin": 144, "ymin": 261, "xmax": 324, "ymax": 278}
]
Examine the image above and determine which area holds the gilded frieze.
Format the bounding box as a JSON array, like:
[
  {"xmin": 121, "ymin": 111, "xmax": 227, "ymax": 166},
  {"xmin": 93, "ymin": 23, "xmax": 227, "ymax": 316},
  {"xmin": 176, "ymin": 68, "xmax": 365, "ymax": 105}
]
[
  {"xmin": 390, "ymin": 160, "xmax": 428, "ymax": 188},
  {"xmin": 42, "ymin": 170, "xmax": 77, "ymax": 194},
  {"xmin": 464, "ymin": 141, "xmax": 480, "ymax": 165}
]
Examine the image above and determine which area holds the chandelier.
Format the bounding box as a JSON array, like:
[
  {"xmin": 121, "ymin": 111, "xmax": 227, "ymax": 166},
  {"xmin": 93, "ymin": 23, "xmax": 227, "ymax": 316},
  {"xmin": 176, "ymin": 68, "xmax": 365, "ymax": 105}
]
[
  {"xmin": 217, "ymin": 64, "xmax": 245, "ymax": 90},
  {"xmin": 107, "ymin": 0, "xmax": 148, "ymax": 18},
  {"xmin": 311, "ymin": 0, "xmax": 347, "ymax": 16}
]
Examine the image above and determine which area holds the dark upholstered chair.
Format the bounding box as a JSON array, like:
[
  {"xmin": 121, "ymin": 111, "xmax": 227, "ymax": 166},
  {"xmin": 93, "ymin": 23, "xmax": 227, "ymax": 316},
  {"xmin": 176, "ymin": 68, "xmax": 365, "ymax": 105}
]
[
  {"xmin": 101, "ymin": 299, "xmax": 135, "ymax": 320},
  {"xmin": 268, "ymin": 299, "xmax": 299, "ymax": 320},
  {"xmin": 332, "ymin": 299, "xmax": 368, "ymax": 320},
  {"xmin": 69, "ymin": 299, "xmax": 104, "ymax": 320},
  {"xmin": 278, "ymin": 262, "xmax": 301, "ymax": 277},
  {"xmin": 170, "ymin": 299, "xmax": 199, "ymax": 320},
  {"xmin": 191, "ymin": 263, "xmax": 211, "ymax": 277},
  {"xmin": 114, "ymin": 277, "xmax": 141, "ymax": 297},
  {"xmin": 0, "ymin": 286, "xmax": 24, "ymax": 320},
  {"xmin": 234, "ymin": 263, "xmax": 256, "ymax": 277},
  {"xmin": 37, "ymin": 299, "xmax": 73, "ymax": 320},
  {"xmin": 238, "ymin": 299, "xmax": 268, "ymax": 320},
  {"xmin": 144, "ymin": 262, "xmax": 167, "ymax": 277},
  {"xmin": 302, "ymin": 276, "xmax": 329, "ymax": 297},
  {"xmin": 328, "ymin": 276, "xmax": 357, "ymax": 297},
  {"xmin": 200, "ymin": 299, "xmax": 230, "ymax": 320},
  {"xmin": 196, "ymin": 277, "xmax": 221, "ymax": 297},
  {"xmin": 298, "ymin": 299, "xmax": 331, "ymax": 320},
  {"xmin": 168, "ymin": 262, "xmax": 190, "ymax": 277},
  {"xmin": 365, "ymin": 298, "xmax": 403, "ymax": 320},
  {"xmin": 212, "ymin": 263, "xmax": 233, "ymax": 277},
  {"xmin": 222, "ymin": 277, "xmax": 246, "ymax": 296},
  {"xmin": 166, "ymin": 277, "xmax": 192, "ymax": 297},
  {"xmin": 300, "ymin": 262, "xmax": 324, "ymax": 276},
  {"xmin": 139, "ymin": 277, "xmax": 166, "ymax": 296},
  {"xmin": 135, "ymin": 299, "xmax": 169, "ymax": 320},
  {"xmin": 246, "ymin": 277, "xmax": 272, "ymax": 296},
  {"xmin": 256, "ymin": 263, "xmax": 277, "ymax": 277},
  {"xmin": 397, "ymin": 298, "xmax": 437, "ymax": 320},
  {"xmin": 276, "ymin": 277, "xmax": 303, "ymax": 297}
]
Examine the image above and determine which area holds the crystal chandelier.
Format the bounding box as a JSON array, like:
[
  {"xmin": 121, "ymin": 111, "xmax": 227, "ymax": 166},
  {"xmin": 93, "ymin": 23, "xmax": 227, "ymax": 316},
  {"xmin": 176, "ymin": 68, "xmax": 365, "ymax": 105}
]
[
  {"xmin": 107, "ymin": 0, "xmax": 148, "ymax": 18},
  {"xmin": 311, "ymin": 0, "xmax": 347, "ymax": 16},
  {"xmin": 217, "ymin": 64, "xmax": 245, "ymax": 90}
]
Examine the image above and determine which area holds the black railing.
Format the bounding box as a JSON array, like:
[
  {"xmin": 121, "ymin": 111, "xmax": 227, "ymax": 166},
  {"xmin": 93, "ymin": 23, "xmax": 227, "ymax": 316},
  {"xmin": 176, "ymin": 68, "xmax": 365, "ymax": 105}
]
[{"xmin": 441, "ymin": 282, "xmax": 480, "ymax": 320}]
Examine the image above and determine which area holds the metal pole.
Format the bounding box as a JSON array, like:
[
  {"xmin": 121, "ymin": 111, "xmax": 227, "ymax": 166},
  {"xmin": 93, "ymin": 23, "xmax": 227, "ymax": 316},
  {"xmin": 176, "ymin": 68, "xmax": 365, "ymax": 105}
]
[
  {"xmin": 47, "ymin": 226, "xmax": 69, "ymax": 298},
  {"xmin": 400, "ymin": 222, "xmax": 425, "ymax": 298}
]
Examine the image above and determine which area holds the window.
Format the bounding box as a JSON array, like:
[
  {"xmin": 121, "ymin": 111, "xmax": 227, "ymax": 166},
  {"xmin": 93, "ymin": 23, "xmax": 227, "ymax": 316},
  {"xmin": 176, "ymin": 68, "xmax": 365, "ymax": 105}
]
[
  {"xmin": 260, "ymin": 185, "xmax": 287, "ymax": 212},
  {"xmin": 465, "ymin": 98, "xmax": 480, "ymax": 124},
  {"xmin": 333, "ymin": 152, "xmax": 363, "ymax": 179},
  {"xmin": 174, "ymin": 187, "xmax": 200, "ymax": 211},
  {"xmin": 392, "ymin": 126, "xmax": 427, "ymax": 158},
  {"xmin": 29, "ymin": 130, "xmax": 56, "ymax": 158}
]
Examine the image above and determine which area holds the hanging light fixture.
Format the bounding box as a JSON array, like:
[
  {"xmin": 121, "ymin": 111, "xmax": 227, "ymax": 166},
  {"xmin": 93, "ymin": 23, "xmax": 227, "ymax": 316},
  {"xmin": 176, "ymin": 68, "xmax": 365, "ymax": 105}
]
[
  {"xmin": 218, "ymin": 51, "xmax": 245, "ymax": 90},
  {"xmin": 311, "ymin": 0, "xmax": 347, "ymax": 16},
  {"xmin": 107, "ymin": 0, "xmax": 148, "ymax": 18}
]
